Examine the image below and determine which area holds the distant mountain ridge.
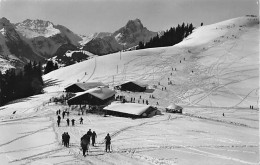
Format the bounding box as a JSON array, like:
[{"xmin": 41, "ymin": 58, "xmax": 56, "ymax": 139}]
[
  {"xmin": 82, "ymin": 19, "xmax": 158, "ymax": 55},
  {"xmin": 0, "ymin": 17, "xmax": 158, "ymax": 72},
  {"xmin": 0, "ymin": 17, "xmax": 84, "ymax": 71}
]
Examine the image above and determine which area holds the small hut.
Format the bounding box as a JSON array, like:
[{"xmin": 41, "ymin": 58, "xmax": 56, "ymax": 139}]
[
  {"xmin": 67, "ymin": 87, "xmax": 116, "ymax": 106},
  {"xmin": 166, "ymin": 104, "xmax": 183, "ymax": 113},
  {"xmin": 65, "ymin": 82, "xmax": 107, "ymax": 93},
  {"xmin": 116, "ymin": 81, "xmax": 147, "ymax": 92},
  {"xmin": 103, "ymin": 102, "xmax": 161, "ymax": 118}
]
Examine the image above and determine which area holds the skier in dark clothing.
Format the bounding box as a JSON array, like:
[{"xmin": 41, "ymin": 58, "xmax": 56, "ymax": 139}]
[
  {"xmin": 87, "ymin": 129, "xmax": 92, "ymax": 137},
  {"xmin": 92, "ymin": 131, "xmax": 97, "ymax": 146},
  {"xmin": 66, "ymin": 118, "xmax": 70, "ymax": 126},
  {"xmin": 66, "ymin": 132, "xmax": 70, "ymax": 147},
  {"xmin": 57, "ymin": 115, "xmax": 61, "ymax": 127},
  {"xmin": 105, "ymin": 133, "xmax": 111, "ymax": 152},
  {"xmin": 62, "ymin": 132, "xmax": 66, "ymax": 146},
  {"xmin": 80, "ymin": 117, "xmax": 83, "ymax": 124},
  {"xmin": 87, "ymin": 129, "xmax": 92, "ymax": 144},
  {"xmin": 71, "ymin": 119, "xmax": 75, "ymax": 126},
  {"xmin": 62, "ymin": 111, "xmax": 65, "ymax": 119},
  {"xmin": 81, "ymin": 133, "xmax": 91, "ymax": 156}
]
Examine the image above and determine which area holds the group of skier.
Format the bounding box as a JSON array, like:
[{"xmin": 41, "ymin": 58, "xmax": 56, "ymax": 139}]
[
  {"xmin": 57, "ymin": 109, "xmax": 111, "ymax": 157},
  {"xmin": 57, "ymin": 113, "xmax": 83, "ymax": 127},
  {"xmin": 80, "ymin": 129, "xmax": 111, "ymax": 157},
  {"xmin": 62, "ymin": 132, "xmax": 70, "ymax": 147}
]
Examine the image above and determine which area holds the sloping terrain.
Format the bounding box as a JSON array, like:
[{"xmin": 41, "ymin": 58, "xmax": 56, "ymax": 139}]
[{"xmin": 0, "ymin": 16, "xmax": 258, "ymax": 165}]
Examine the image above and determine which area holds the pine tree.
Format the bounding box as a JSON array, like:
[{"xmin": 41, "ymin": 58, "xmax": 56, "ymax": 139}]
[{"xmin": 44, "ymin": 60, "xmax": 54, "ymax": 74}]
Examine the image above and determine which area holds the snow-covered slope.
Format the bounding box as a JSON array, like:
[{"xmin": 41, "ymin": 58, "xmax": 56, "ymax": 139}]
[
  {"xmin": 44, "ymin": 16, "xmax": 259, "ymax": 108},
  {"xmin": 0, "ymin": 16, "xmax": 258, "ymax": 165}
]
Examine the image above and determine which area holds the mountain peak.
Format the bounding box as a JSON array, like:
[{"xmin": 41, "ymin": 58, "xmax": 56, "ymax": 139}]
[
  {"xmin": 15, "ymin": 19, "xmax": 60, "ymax": 38},
  {"xmin": 125, "ymin": 18, "xmax": 144, "ymax": 31},
  {"xmin": 0, "ymin": 17, "xmax": 12, "ymax": 29},
  {"xmin": 0, "ymin": 17, "xmax": 11, "ymax": 24},
  {"xmin": 18, "ymin": 19, "xmax": 54, "ymax": 29}
]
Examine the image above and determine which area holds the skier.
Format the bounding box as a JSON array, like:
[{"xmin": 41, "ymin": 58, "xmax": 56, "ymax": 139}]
[
  {"xmin": 62, "ymin": 111, "xmax": 65, "ymax": 119},
  {"xmin": 87, "ymin": 129, "xmax": 92, "ymax": 137},
  {"xmin": 71, "ymin": 119, "xmax": 75, "ymax": 126},
  {"xmin": 81, "ymin": 133, "xmax": 90, "ymax": 156},
  {"xmin": 62, "ymin": 132, "xmax": 66, "ymax": 146},
  {"xmin": 66, "ymin": 118, "xmax": 70, "ymax": 126},
  {"xmin": 57, "ymin": 115, "xmax": 61, "ymax": 127},
  {"xmin": 105, "ymin": 133, "xmax": 111, "ymax": 152},
  {"xmin": 80, "ymin": 117, "xmax": 83, "ymax": 124},
  {"xmin": 222, "ymin": 113, "xmax": 225, "ymax": 117},
  {"xmin": 66, "ymin": 132, "xmax": 70, "ymax": 147},
  {"xmin": 92, "ymin": 131, "xmax": 97, "ymax": 146}
]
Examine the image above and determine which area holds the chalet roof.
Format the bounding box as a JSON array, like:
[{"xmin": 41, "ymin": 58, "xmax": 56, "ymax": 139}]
[
  {"xmin": 70, "ymin": 87, "xmax": 116, "ymax": 100},
  {"xmin": 119, "ymin": 81, "xmax": 148, "ymax": 88},
  {"xmin": 103, "ymin": 102, "xmax": 152, "ymax": 115},
  {"xmin": 65, "ymin": 82, "xmax": 107, "ymax": 91},
  {"xmin": 166, "ymin": 104, "xmax": 183, "ymax": 110}
]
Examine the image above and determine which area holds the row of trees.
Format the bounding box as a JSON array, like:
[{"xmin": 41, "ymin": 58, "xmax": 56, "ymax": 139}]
[
  {"xmin": 44, "ymin": 60, "xmax": 59, "ymax": 74},
  {"xmin": 0, "ymin": 62, "xmax": 44, "ymax": 106},
  {"xmin": 138, "ymin": 23, "xmax": 194, "ymax": 49}
]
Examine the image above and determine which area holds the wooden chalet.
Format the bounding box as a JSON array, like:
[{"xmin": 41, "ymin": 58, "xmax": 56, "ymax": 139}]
[
  {"xmin": 103, "ymin": 102, "xmax": 161, "ymax": 118},
  {"xmin": 65, "ymin": 82, "xmax": 107, "ymax": 93},
  {"xmin": 116, "ymin": 81, "xmax": 147, "ymax": 92},
  {"xmin": 67, "ymin": 87, "xmax": 116, "ymax": 106}
]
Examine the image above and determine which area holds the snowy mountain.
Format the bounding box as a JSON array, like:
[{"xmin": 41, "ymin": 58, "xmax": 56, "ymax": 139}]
[
  {"xmin": 113, "ymin": 19, "xmax": 157, "ymax": 46},
  {"xmin": 82, "ymin": 19, "xmax": 157, "ymax": 55},
  {"xmin": 50, "ymin": 43, "xmax": 95, "ymax": 67},
  {"xmin": 0, "ymin": 17, "xmax": 43, "ymax": 71},
  {"xmin": 0, "ymin": 18, "xmax": 158, "ymax": 72},
  {"xmin": 0, "ymin": 18, "xmax": 86, "ymax": 72},
  {"xmin": 15, "ymin": 19, "xmax": 82, "ymax": 58}
]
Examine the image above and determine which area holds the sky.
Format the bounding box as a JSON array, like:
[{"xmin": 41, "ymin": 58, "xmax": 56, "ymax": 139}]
[{"xmin": 0, "ymin": 0, "xmax": 259, "ymax": 35}]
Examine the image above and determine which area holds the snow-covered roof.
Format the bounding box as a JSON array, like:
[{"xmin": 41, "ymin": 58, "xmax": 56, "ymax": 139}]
[
  {"xmin": 166, "ymin": 104, "xmax": 183, "ymax": 110},
  {"xmin": 70, "ymin": 87, "xmax": 116, "ymax": 100},
  {"xmin": 66, "ymin": 82, "xmax": 107, "ymax": 91},
  {"xmin": 103, "ymin": 102, "xmax": 152, "ymax": 115}
]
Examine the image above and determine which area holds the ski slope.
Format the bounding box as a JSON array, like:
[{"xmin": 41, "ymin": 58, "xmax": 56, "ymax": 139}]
[
  {"xmin": 44, "ymin": 16, "xmax": 259, "ymax": 109},
  {"xmin": 0, "ymin": 16, "xmax": 259, "ymax": 165}
]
